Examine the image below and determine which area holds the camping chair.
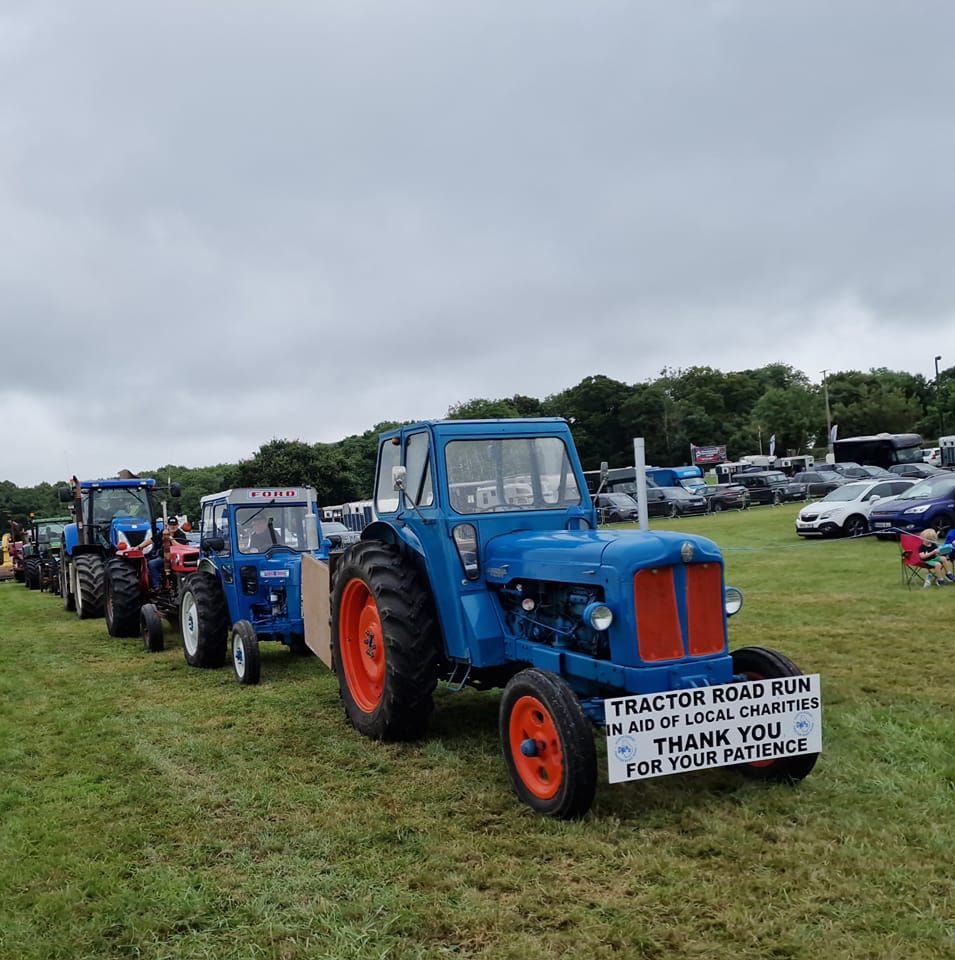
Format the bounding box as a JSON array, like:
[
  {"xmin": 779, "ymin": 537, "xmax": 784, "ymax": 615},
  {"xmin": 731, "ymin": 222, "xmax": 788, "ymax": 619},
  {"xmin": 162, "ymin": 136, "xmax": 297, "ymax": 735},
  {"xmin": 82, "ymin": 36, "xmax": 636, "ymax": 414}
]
[{"xmin": 899, "ymin": 532, "xmax": 931, "ymax": 588}]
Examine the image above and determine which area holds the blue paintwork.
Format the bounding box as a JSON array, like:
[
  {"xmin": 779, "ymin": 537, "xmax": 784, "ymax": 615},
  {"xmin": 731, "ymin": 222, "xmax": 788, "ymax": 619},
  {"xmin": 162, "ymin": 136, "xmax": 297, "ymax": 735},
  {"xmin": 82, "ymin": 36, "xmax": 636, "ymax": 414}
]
[
  {"xmin": 366, "ymin": 419, "xmax": 737, "ymax": 704},
  {"xmin": 63, "ymin": 523, "xmax": 79, "ymax": 558}
]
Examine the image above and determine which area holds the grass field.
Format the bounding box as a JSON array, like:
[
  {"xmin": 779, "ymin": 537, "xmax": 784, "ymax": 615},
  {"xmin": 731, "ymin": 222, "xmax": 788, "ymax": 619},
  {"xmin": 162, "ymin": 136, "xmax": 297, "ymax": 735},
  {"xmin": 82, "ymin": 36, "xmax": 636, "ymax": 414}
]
[{"xmin": 1, "ymin": 503, "xmax": 953, "ymax": 960}]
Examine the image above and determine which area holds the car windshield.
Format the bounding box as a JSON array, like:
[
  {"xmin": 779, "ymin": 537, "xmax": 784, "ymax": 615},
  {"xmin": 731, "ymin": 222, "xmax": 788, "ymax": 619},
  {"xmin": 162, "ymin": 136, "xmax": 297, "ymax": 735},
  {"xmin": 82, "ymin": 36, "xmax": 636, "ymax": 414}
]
[
  {"xmin": 322, "ymin": 521, "xmax": 349, "ymax": 535},
  {"xmin": 445, "ymin": 437, "xmax": 582, "ymax": 515},
  {"xmin": 603, "ymin": 494, "xmax": 635, "ymax": 507},
  {"xmin": 819, "ymin": 483, "xmax": 870, "ymax": 503},
  {"xmin": 665, "ymin": 487, "xmax": 695, "ymax": 500},
  {"xmin": 766, "ymin": 473, "xmax": 789, "ymax": 485},
  {"xmin": 235, "ymin": 504, "xmax": 319, "ymax": 553},
  {"xmin": 897, "ymin": 477, "xmax": 955, "ymax": 500}
]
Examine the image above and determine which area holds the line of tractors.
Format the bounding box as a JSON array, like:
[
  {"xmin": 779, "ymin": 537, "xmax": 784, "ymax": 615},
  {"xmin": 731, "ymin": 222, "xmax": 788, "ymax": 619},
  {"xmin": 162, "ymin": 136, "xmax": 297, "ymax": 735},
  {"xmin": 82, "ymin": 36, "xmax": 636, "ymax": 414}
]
[{"xmin": 5, "ymin": 418, "xmax": 821, "ymax": 818}]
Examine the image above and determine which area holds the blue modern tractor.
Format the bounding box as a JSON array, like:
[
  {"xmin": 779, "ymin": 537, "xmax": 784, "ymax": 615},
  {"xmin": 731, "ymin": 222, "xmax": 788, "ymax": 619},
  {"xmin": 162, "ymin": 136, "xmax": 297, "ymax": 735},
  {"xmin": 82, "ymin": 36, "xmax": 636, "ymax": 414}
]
[
  {"xmin": 177, "ymin": 486, "xmax": 329, "ymax": 684},
  {"xmin": 58, "ymin": 476, "xmax": 180, "ymax": 624},
  {"xmin": 319, "ymin": 419, "xmax": 820, "ymax": 818}
]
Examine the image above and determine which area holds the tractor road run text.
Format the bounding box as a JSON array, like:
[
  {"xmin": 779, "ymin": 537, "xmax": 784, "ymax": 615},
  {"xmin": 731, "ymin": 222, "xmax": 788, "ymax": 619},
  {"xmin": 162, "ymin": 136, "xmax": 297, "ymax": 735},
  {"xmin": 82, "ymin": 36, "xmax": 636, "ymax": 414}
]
[{"xmin": 603, "ymin": 675, "xmax": 822, "ymax": 783}]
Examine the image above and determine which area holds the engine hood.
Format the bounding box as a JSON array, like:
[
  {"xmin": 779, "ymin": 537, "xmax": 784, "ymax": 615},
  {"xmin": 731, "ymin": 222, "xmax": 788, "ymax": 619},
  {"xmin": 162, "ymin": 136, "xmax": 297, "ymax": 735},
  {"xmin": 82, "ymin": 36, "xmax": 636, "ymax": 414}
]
[{"xmin": 483, "ymin": 528, "xmax": 723, "ymax": 584}]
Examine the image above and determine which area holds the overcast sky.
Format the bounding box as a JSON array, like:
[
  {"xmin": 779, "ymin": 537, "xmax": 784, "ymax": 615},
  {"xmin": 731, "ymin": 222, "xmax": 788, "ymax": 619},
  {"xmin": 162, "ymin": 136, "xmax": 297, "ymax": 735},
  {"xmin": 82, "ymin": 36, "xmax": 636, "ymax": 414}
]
[{"xmin": 2, "ymin": 1, "xmax": 954, "ymax": 486}]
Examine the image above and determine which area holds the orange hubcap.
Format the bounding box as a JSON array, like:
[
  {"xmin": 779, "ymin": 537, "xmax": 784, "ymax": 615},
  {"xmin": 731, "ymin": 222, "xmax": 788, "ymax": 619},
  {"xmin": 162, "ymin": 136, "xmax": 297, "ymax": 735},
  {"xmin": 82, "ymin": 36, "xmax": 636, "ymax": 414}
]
[
  {"xmin": 339, "ymin": 579, "xmax": 385, "ymax": 713},
  {"xmin": 509, "ymin": 695, "xmax": 563, "ymax": 799}
]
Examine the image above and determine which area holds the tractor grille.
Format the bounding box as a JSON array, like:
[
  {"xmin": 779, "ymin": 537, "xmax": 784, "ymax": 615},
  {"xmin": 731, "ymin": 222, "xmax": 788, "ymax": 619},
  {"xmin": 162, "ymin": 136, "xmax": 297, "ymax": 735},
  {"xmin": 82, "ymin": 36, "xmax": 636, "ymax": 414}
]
[
  {"xmin": 125, "ymin": 530, "xmax": 147, "ymax": 548},
  {"xmin": 633, "ymin": 563, "xmax": 724, "ymax": 662}
]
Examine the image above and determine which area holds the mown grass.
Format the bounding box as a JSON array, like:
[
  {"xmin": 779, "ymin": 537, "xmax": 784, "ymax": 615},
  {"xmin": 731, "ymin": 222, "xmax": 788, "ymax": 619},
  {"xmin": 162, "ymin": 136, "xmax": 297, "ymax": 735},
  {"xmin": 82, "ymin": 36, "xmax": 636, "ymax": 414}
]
[{"xmin": 1, "ymin": 504, "xmax": 953, "ymax": 960}]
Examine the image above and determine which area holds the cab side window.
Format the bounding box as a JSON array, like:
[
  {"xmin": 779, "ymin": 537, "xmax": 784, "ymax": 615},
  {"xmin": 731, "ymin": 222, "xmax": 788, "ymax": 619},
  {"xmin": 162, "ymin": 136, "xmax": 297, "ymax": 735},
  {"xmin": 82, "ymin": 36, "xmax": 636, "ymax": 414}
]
[
  {"xmin": 376, "ymin": 440, "xmax": 401, "ymax": 514},
  {"xmin": 404, "ymin": 432, "xmax": 434, "ymax": 507}
]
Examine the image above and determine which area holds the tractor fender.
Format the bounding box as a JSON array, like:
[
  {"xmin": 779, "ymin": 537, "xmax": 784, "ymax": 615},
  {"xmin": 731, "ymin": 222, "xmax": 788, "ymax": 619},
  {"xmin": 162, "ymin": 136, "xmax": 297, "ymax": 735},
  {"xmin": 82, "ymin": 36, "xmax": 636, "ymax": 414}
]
[
  {"xmin": 197, "ymin": 557, "xmax": 219, "ymax": 578},
  {"xmin": 63, "ymin": 523, "xmax": 79, "ymax": 558},
  {"xmin": 361, "ymin": 519, "xmax": 425, "ymax": 558}
]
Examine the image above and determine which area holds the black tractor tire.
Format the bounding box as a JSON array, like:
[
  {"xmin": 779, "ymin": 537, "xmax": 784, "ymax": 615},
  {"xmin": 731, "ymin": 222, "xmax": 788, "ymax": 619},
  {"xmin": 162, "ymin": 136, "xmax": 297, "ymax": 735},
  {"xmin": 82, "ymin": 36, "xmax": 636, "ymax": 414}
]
[
  {"xmin": 500, "ymin": 668, "xmax": 597, "ymax": 819},
  {"xmin": 24, "ymin": 558, "xmax": 41, "ymax": 590},
  {"xmin": 61, "ymin": 561, "xmax": 76, "ymax": 612},
  {"xmin": 105, "ymin": 558, "xmax": 143, "ymax": 638},
  {"xmin": 843, "ymin": 515, "xmax": 868, "ymax": 538},
  {"xmin": 140, "ymin": 603, "xmax": 165, "ymax": 652},
  {"xmin": 13, "ymin": 568, "xmax": 24, "ymax": 583},
  {"xmin": 179, "ymin": 573, "xmax": 228, "ymax": 668},
  {"xmin": 730, "ymin": 646, "xmax": 819, "ymax": 783},
  {"xmin": 331, "ymin": 540, "xmax": 439, "ymax": 741},
  {"xmin": 74, "ymin": 554, "xmax": 105, "ymax": 620},
  {"xmin": 231, "ymin": 620, "xmax": 261, "ymax": 685}
]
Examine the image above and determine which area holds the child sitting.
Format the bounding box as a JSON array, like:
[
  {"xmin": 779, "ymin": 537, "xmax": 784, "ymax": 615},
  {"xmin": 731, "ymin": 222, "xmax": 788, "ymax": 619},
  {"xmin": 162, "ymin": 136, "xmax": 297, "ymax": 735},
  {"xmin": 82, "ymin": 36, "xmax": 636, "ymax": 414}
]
[{"xmin": 919, "ymin": 528, "xmax": 955, "ymax": 587}]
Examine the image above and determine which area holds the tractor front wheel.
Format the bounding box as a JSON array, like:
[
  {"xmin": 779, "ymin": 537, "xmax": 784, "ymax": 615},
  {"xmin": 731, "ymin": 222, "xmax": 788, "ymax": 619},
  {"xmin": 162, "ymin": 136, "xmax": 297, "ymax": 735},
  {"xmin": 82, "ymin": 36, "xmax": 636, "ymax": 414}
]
[
  {"xmin": 231, "ymin": 620, "xmax": 261, "ymax": 685},
  {"xmin": 331, "ymin": 540, "xmax": 439, "ymax": 740},
  {"xmin": 731, "ymin": 646, "xmax": 818, "ymax": 783},
  {"xmin": 74, "ymin": 554, "xmax": 105, "ymax": 619},
  {"xmin": 24, "ymin": 558, "xmax": 41, "ymax": 590},
  {"xmin": 140, "ymin": 603, "xmax": 164, "ymax": 652},
  {"xmin": 500, "ymin": 668, "xmax": 597, "ymax": 819},
  {"xmin": 105, "ymin": 559, "xmax": 143, "ymax": 637},
  {"xmin": 179, "ymin": 573, "xmax": 228, "ymax": 668}
]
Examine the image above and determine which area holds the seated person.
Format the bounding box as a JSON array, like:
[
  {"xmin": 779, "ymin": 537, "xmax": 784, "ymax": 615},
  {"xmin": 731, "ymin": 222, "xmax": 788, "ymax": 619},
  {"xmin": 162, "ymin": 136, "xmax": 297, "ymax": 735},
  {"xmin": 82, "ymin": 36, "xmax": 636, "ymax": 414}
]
[
  {"xmin": 148, "ymin": 516, "xmax": 188, "ymax": 589},
  {"xmin": 918, "ymin": 528, "xmax": 955, "ymax": 587},
  {"xmin": 242, "ymin": 513, "xmax": 276, "ymax": 553}
]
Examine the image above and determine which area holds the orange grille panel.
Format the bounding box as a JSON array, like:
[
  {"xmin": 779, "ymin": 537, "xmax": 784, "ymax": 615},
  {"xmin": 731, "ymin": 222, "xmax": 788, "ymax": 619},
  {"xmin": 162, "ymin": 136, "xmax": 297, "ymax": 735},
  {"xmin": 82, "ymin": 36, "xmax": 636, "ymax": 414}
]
[
  {"xmin": 633, "ymin": 568, "xmax": 684, "ymax": 661},
  {"xmin": 685, "ymin": 563, "xmax": 725, "ymax": 655}
]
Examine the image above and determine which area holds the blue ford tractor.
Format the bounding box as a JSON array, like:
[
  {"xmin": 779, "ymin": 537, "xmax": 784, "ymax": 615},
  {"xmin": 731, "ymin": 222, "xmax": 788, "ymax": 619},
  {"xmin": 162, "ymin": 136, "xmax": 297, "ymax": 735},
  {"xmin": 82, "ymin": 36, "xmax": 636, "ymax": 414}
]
[
  {"xmin": 312, "ymin": 419, "xmax": 820, "ymax": 818},
  {"xmin": 176, "ymin": 486, "xmax": 329, "ymax": 684},
  {"xmin": 58, "ymin": 476, "xmax": 180, "ymax": 626}
]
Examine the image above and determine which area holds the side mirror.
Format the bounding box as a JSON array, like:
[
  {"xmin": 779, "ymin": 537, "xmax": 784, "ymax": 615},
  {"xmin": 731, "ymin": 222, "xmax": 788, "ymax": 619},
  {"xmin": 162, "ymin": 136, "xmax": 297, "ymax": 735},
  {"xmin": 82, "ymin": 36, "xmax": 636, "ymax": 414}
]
[
  {"xmin": 58, "ymin": 487, "xmax": 73, "ymax": 503},
  {"xmin": 201, "ymin": 536, "xmax": 225, "ymax": 552},
  {"xmin": 169, "ymin": 482, "xmax": 182, "ymax": 499},
  {"xmin": 392, "ymin": 465, "xmax": 407, "ymax": 491},
  {"xmin": 868, "ymin": 495, "xmax": 881, "ymax": 503}
]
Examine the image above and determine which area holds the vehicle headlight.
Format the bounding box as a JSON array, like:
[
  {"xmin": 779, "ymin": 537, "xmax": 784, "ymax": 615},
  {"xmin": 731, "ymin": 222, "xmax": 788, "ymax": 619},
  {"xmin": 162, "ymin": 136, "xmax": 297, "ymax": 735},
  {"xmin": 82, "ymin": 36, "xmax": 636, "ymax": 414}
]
[
  {"xmin": 904, "ymin": 505, "xmax": 931, "ymax": 514},
  {"xmin": 818, "ymin": 513, "xmax": 831, "ymax": 520},
  {"xmin": 583, "ymin": 602, "xmax": 613, "ymax": 631},
  {"xmin": 724, "ymin": 586, "xmax": 743, "ymax": 617}
]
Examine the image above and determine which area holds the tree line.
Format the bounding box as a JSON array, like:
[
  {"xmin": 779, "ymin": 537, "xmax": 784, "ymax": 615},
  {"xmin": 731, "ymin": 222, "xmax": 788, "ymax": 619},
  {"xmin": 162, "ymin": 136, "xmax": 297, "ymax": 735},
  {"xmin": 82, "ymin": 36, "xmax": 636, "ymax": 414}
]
[{"xmin": 4, "ymin": 362, "xmax": 951, "ymax": 525}]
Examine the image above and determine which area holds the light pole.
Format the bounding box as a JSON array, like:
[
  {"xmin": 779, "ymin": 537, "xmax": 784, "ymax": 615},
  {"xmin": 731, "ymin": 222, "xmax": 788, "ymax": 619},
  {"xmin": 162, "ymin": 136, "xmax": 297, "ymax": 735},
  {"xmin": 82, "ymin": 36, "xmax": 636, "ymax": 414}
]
[
  {"xmin": 821, "ymin": 369, "xmax": 833, "ymax": 461},
  {"xmin": 935, "ymin": 355, "xmax": 944, "ymax": 439}
]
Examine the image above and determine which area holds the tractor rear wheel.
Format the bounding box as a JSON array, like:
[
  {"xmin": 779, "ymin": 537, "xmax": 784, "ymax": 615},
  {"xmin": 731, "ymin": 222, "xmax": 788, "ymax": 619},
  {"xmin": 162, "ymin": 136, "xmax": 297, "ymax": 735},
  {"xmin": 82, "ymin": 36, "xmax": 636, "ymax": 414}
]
[
  {"xmin": 24, "ymin": 558, "xmax": 41, "ymax": 590},
  {"xmin": 231, "ymin": 620, "xmax": 261, "ymax": 685},
  {"xmin": 500, "ymin": 668, "xmax": 597, "ymax": 819},
  {"xmin": 179, "ymin": 573, "xmax": 228, "ymax": 668},
  {"xmin": 105, "ymin": 559, "xmax": 143, "ymax": 637},
  {"xmin": 74, "ymin": 554, "xmax": 105, "ymax": 619},
  {"xmin": 140, "ymin": 603, "xmax": 164, "ymax": 652},
  {"xmin": 331, "ymin": 540, "xmax": 439, "ymax": 740},
  {"xmin": 730, "ymin": 646, "xmax": 818, "ymax": 783}
]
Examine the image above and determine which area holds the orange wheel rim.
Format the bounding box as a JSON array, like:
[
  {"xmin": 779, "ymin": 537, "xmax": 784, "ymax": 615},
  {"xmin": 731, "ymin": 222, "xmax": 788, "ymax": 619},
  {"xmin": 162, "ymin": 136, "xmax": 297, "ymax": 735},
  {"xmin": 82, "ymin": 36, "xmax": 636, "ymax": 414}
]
[
  {"xmin": 339, "ymin": 578, "xmax": 385, "ymax": 713},
  {"xmin": 743, "ymin": 670, "xmax": 773, "ymax": 767},
  {"xmin": 508, "ymin": 695, "xmax": 563, "ymax": 799}
]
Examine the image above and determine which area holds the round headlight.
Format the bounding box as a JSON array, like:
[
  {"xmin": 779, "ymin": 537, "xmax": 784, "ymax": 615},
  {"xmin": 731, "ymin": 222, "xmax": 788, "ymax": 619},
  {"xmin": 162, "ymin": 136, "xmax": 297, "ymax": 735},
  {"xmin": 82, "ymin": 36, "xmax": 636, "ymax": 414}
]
[
  {"xmin": 724, "ymin": 586, "xmax": 743, "ymax": 617},
  {"xmin": 584, "ymin": 602, "xmax": 614, "ymax": 631}
]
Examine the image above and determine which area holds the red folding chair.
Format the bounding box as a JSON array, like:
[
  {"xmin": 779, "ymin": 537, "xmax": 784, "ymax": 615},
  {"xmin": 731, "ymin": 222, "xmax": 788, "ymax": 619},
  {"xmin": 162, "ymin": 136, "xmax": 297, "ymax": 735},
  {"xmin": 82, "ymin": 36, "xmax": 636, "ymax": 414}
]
[{"xmin": 899, "ymin": 532, "xmax": 931, "ymax": 588}]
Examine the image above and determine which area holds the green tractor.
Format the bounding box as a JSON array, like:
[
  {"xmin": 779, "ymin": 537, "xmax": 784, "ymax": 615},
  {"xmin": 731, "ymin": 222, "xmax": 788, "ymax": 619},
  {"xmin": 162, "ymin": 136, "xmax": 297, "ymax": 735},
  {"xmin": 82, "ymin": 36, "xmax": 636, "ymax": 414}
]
[{"xmin": 23, "ymin": 515, "xmax": 71, "ymax": 593}]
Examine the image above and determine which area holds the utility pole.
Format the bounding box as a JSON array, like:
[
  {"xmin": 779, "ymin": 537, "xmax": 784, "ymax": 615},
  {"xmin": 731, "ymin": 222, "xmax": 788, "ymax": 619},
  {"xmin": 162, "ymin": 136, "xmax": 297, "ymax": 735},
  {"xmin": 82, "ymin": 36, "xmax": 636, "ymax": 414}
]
[
  {"xmin": 935, "ymin": 355, "xmax": 944, "ymax": 439},
  {"xmin": 821, "ymin": 369, "xmax": 833, "ymax": 461}
]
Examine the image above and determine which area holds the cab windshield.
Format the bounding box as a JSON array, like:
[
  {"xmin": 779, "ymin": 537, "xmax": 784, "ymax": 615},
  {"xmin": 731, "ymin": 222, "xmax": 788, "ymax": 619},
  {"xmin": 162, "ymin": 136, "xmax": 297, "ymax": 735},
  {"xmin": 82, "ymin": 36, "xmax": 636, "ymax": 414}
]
[
  {"xmin": 87, "ymin": 487, "xmax": 160, "ymax": 524},
  {"xmin": 37, "ymin": 522, "xmax": 67, "ymax": 544},
  {"xmin": 445, "ymin": 437, "xmax": 582, "ymax": 515},
  {"xmin": 235, "ymin": 504, "xmax": 319, "ymax": 554}
]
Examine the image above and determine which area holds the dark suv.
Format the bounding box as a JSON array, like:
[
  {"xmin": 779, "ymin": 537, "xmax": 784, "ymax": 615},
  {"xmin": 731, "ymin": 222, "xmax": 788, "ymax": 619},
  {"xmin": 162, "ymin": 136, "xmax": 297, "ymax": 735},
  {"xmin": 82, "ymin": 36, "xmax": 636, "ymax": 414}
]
[
  {"xmin": 791, "ymin": 470, "xmax": 851, "ymax": 498},
  {"xmin": 731, "ymin": 470, "xmax": 807, "ymax": 505},
  {"xmin": 593, "ymin": 492, "xmax": 640, "ymax": 523}
]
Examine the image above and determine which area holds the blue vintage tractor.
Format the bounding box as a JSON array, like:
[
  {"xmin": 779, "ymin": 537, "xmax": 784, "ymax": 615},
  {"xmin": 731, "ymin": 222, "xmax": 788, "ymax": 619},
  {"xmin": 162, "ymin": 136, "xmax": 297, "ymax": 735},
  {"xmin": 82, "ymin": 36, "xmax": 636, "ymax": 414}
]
[
  {"xmin": 321, "ymin": 419, "xmax": 820, "ymax": 818},
  {"xmin": 176, "ymin": 486, "xmax": 329, "ymax": 684},
  {"xmin": 58, "ymin": 476, "xmax": 179, "ymax": 625}
]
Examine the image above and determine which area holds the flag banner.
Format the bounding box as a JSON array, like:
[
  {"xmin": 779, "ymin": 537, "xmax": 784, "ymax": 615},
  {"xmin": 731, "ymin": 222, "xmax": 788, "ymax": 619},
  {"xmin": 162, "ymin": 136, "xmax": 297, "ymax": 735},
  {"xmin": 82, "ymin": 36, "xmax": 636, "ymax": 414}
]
[
  {"xmin": 690, "ymin": 444, "xmax": 727, "ymax": 465},
  {"xmin": 830, "ymin": 424, "xmax": 838, "ymax": 443},
  {"xmin": 768, "ymin": 434, "xmax": 776, "ymax": 457}
]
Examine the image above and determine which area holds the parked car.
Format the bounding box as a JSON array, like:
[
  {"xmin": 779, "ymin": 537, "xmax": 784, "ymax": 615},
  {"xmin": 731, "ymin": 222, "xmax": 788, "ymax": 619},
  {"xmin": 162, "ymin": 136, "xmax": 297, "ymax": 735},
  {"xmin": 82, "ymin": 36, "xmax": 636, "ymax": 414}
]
[
  {"xmin": 795, "ymin": 478, "xmax": 917, "ymax": 538},
  {"xmin": 791, "ymin": 470, "xmax": 852, "ymax": 498},
  {"xmin": 816, "ymin": 461, "xmax": 873, "ymax": 479},
  {"xmin": 731, "ymin": 470, "xmax": 807, "ymax": 505},
  {"xmin": 649, "ymin": 486, "xmax": 708, "ymax": 517},
  {"xmin": 702, "ymin": 483, "xmax": 750, "ymax": 512},
  {"xmin": 856, "ymin": 465, "xmax": 895, "ymax": 479},
  {"xmin": 593, "ymin": 492, "xmax": 640, "ymax": 523},
  {"xmin": 887, "ymin": 463, "xmax": 947, "ymax": 480},
  {"xmin": 322, "ymin": 520, "xmax": 361, "ymax": 550},
  {"xmin": 869, "ymin": 474, "xmax": 955, "ymax": 537}
]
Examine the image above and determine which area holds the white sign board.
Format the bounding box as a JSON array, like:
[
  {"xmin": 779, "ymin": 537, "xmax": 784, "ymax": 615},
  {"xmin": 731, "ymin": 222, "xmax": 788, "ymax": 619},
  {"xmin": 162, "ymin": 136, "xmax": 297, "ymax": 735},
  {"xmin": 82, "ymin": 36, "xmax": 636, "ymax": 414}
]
[{"xmin": 604, "ymin": 675, "xmax": 822, "ymax": 783}]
